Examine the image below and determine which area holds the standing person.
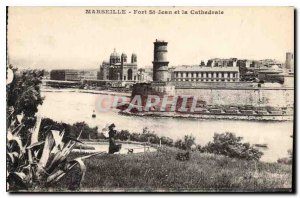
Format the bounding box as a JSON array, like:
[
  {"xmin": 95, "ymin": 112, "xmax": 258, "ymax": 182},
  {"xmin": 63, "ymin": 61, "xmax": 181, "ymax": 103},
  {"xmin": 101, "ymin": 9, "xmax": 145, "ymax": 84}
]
[{"xmin": 108, "ymin": 124, "xmax": 122, "ymax": 154}]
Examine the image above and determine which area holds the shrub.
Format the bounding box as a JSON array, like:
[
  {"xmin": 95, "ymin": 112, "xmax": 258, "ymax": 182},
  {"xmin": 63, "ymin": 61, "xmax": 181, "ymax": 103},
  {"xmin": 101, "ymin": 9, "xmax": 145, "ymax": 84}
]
[
  {"xmin": 203, "ymin": 132, "xmax": 263, "ymax": 161},
  {"xmin": 116, "ymin": 130, "xmax": 131, "ymax": 141},
  {"xmin": 174, "ymin": 135, "xmax": 196, "ymax": 150},
  {"xmin": 160, "ymin": 136, "xmax": 174, "ymax": 147}
]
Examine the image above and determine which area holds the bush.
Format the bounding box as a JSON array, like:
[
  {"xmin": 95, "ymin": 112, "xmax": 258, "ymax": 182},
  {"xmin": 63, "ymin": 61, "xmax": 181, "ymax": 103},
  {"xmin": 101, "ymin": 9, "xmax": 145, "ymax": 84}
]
[
  {"xmin": 203, "ymin": 132, "xmax": 263, "ymax": 161},
  {"xmin": 174, "ymin": 135, "xmax": 196, "ymax": 150},
  {"xmin": 39, "ymin": 118, "xmax": 99, "ymax": 141},
  {"xmin": 116, "ymin": 130, "xmax": 131, "ymax": 141},
  {"xmin": 161, "ymin": 136, "xmax": 174, "ymax": 147}
]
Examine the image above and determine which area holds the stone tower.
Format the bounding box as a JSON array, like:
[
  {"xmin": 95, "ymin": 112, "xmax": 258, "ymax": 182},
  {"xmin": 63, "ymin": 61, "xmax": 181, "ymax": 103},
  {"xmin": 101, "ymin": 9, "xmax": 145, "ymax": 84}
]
[{"xmin": 153, "ymin": 39, "xmax": 169, "ymax": 82}]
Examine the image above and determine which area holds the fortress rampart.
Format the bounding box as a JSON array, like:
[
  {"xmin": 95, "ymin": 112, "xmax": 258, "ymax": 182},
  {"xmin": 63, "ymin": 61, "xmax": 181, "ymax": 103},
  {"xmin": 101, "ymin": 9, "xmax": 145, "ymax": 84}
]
[{"xmin": 132, "ymin": 81, "xmax": 294, "ymax": 109}]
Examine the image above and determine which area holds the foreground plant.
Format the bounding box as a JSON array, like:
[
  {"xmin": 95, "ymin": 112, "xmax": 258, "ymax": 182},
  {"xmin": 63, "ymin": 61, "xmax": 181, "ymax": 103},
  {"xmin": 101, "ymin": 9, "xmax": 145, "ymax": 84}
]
[
  {"xmin": 7, "ymin": 117, "xmax": 103, "ymax": 191},
  {"xmin": 6, "ymin": 67, "xmax": 103, "ymax": 191}
]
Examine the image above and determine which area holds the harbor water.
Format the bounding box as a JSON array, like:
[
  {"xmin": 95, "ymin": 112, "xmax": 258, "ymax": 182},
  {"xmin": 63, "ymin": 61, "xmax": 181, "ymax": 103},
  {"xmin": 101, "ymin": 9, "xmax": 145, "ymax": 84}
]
[{"xmin": 39, "ymin": 90, "xmax": 293, "ymax": 162}]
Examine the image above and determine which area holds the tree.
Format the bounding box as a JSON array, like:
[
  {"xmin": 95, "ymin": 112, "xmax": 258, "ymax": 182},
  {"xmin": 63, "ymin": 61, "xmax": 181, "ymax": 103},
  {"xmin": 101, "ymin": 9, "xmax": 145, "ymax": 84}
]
[
  {"xmin": 72, "ymin": 122, "xmax": 98, "ymax": 139},
  {"xmin": 116, "ymin": 130, "xmax": 131, "ymax": 141},
  {"xmin": 7, "ymin": 67, "xmax": 44, "ymax": 144}
]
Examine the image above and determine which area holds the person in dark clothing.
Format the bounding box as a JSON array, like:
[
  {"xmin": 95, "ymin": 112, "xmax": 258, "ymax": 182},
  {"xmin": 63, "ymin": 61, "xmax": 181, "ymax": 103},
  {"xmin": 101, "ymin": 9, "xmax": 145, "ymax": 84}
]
[{"xmin": 108, "ymin": 124, "xmax": 122, "ymax": 154}]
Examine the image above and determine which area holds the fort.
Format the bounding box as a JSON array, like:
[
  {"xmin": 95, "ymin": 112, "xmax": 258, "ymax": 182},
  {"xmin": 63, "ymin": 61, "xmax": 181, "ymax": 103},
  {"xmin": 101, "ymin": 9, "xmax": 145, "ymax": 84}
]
[{"xmin": 129, "ymin": 39, "xmax": 294, "ymax": 120}]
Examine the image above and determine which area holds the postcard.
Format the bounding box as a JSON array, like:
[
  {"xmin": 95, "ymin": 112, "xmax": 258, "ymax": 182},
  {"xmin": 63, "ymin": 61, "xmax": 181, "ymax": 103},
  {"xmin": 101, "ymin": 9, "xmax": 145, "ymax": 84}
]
[{"xmin": 6, "ymin": 6, "xmax": 294, "ymax": 192}]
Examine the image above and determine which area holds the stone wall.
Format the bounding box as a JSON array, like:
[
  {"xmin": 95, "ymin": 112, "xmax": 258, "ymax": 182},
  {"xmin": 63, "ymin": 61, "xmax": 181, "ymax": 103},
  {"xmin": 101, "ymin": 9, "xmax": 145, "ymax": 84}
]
[
  {"xmin": 175, "ymin": 87, "xmax": 294, "ymax": 108},
  {"xmin": 132, "ymin": 81, "xmax": 294, "ymax": 108}
]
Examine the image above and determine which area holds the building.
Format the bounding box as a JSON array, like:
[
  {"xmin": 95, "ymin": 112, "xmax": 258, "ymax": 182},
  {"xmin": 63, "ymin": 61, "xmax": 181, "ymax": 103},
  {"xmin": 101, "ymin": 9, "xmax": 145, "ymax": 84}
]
[
  {"xmin": 172, "ymin": 65, "xmax": 240, "ymax": 82},
  {"xmin": 99, "ymin": 49, "xmax": 138, "ymax": 81},
  {"xmin": 81, "ymin": 69, "xmax": 98, "ymax": 81},
  {"xmin": 50, "ymin": 69, "xmax": 81, "ymax": 81},
  {"xmin": 137, "ymin": 68, "xmax": 153, "ymax": 82},
  {"xmin": 285, "ymin": 52, "xmax": 294, "ymax": 73},
  {"xmin": 207, "ymin": 58, "xmax": 238, "ymax": 67}
]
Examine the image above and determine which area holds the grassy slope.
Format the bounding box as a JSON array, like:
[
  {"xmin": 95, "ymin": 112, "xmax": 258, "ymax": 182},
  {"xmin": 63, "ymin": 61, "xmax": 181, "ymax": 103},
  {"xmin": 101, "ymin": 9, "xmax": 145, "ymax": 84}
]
[{"xmin": 61, "ymin": 147, "xmax": 292, "ymax": 192}]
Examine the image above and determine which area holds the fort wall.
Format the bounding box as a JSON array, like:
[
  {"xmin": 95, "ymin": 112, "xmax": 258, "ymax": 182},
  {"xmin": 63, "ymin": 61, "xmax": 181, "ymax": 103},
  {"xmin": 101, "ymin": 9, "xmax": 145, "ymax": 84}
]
[
  {"xmin": 131, "ymin": 81, "xmax": 294, "ymax": 108},
  {"xmin": 175, "ymin": 87, "xmax": 293, "ymax": 108}
]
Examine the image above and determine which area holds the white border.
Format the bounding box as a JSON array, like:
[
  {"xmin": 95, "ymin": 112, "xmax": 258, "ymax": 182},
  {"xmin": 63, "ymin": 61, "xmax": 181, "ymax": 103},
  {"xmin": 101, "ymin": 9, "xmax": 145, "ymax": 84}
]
[{"xmin": 0, "ymin": 0, "xmax": 298, "ymax": 197}]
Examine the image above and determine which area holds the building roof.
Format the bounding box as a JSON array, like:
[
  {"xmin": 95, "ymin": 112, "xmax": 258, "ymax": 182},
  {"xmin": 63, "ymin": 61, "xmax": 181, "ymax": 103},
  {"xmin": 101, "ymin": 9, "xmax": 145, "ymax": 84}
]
[{"xmin": 173, "ymin": 65, "xmax": 239, "ymax": 72}]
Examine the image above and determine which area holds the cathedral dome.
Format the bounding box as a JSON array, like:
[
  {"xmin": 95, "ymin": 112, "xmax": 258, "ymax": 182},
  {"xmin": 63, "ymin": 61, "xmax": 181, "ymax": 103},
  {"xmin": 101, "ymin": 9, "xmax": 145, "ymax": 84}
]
[
  {"xmin": 110, "ymin": 48, "xmax": 121, "ymax": 64},
  {"xmin": 110, "ymin": 49, "xmax": 120, "ymax": 59}
]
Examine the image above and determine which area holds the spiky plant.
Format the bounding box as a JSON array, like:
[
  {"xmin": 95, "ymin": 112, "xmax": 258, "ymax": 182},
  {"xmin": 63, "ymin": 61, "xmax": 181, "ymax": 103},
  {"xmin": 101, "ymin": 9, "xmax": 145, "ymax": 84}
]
[{"xmin": 7, "ymin": 116, "xmax": 103, "ymax": 191}]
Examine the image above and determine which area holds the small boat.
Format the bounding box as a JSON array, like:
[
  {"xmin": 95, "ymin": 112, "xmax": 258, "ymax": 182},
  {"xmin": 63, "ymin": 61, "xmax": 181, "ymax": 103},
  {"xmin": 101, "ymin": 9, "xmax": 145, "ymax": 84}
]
[
  {"xmin": 254, "ymin": 143, "xmax": 268, "ymax": 148},
  {"xmin": 92, "ymin": 110, "xmax": 96, "ymax": 118}
]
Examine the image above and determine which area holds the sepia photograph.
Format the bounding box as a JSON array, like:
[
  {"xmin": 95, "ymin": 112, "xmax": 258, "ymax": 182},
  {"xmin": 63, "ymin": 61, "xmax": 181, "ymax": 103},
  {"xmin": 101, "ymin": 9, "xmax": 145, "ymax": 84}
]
[{"xmin": 6, "ymin": 6, "xmax": 294, "ymax": 192}]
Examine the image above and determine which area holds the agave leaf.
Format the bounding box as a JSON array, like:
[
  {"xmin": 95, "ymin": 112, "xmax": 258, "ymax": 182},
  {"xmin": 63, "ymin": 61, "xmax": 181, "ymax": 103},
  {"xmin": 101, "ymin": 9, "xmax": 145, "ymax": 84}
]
[
  {"xmin": 46, "ymin": 150, "xmax": 66, "ymax": 173},
  {"xmin": 50, "ymin": 130, "xmax": 65, "ymax": 154},
  {"xmin": 46, "ymin": 152, "xmax": 104, "ymax": 186},
  {"xmin": 29, "ymin": 116, "xmax": 42, "ymax": 146},
  {"xmin": 67, "ymin": 158, "xmax": 86, "ymax": 188},
  {"xmin": 11, "ymin": 123, "xmax": 24, "ymax": 136},
  {"xmin": 16, "ymin": 113, "xmax": 24, "ymax": 123},
  {"xmin": 26, "ymin": 141, "xmax": 44, "ymax": 150},
  {"xmin": 39, "ymin": 131, "xmax": 56, "ymax": 168},
  {"xmin": 45, "ymin": 130, "xmax": 77, "ymax": 173},
  {"xmin": 27, "ymin": 149, "xmax": 33, "ymax": 164},
  {"xmin": 39, "ymin": 130, "xmax": 65, "ymax": 169}
]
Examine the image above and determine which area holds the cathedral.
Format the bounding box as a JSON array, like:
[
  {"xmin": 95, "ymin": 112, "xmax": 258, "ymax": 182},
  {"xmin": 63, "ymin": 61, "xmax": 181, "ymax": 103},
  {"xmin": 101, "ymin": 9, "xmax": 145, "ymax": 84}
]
[{"xmin": 99, "ymin": 49, "xmax": 138, "ymax": 81}]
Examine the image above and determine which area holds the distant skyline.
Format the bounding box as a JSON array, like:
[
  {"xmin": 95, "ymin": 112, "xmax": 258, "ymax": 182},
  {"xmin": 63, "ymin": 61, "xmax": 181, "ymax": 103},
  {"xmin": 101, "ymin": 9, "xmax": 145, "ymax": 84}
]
[{"xmin": 7, "ymin": 7, "xmax": 294, "ymax": 70}]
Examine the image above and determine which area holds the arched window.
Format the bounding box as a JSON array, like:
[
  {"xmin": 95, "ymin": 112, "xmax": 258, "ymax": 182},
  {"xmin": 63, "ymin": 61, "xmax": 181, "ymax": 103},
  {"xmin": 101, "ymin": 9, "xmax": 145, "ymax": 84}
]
[{"xmin": 127, "ymin": 69, "xmax": 133, "ymax": 80}]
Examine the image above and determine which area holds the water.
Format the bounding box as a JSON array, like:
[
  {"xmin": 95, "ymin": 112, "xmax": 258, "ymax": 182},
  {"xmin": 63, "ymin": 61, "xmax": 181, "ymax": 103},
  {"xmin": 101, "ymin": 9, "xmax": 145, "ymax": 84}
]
[{"xmin": 39, "ymin": 90, "xmax": 293, "ymax": 162}]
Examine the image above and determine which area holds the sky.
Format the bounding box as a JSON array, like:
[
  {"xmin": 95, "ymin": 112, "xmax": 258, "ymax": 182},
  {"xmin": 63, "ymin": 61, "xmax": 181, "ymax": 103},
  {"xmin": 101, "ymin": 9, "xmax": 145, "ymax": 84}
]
[{"xmin": 7, "ymin": 7, "xmax": 294, "ymax": 70}]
